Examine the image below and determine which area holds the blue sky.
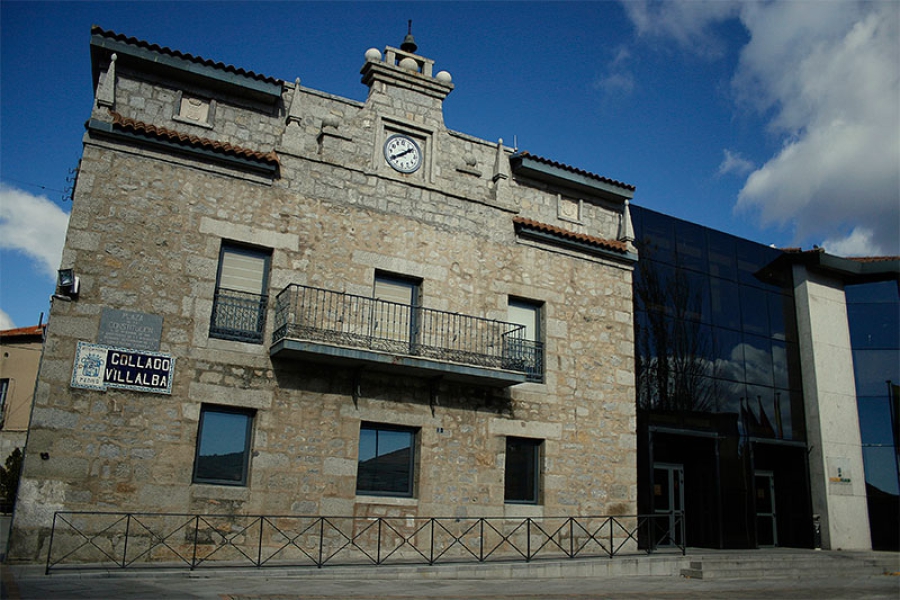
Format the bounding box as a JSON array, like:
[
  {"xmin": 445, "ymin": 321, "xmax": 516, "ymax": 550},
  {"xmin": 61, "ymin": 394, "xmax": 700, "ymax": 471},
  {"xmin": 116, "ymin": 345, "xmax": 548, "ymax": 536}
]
[{"xmin": 1, "ymin": 1, "xmax": 898, "ymax": 329}]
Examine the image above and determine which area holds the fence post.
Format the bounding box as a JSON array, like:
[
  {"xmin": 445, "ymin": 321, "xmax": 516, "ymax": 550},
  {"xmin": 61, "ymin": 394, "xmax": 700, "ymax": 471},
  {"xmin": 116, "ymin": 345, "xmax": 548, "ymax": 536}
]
[
  {"xmin": 609, "ymin": 517, "xmax": 614, "ymax": 558},
  {"xmin": 376, "ymin": 518, "xmax": 382, "ymax": 565},
  {"xmin": 317, "ymin": 518, "xmax": 325, "ymax": 568},
  {"xmin": 257, "ymin": 517, "xmax": 264, "ymax": 567},
  {"xmin": 122, "ymin": 513, "xmax": 132, "ymax": 568},
  {"xmin": 526, "ymin": 518, "xmax": 531, "ymax": 562},
  {"xmin": 45, "ymin": 512, "xmax": 59, "ymax": 575},
  {"xmin": 429, "ymin": 518, "xmax": 435, "ymax": 565},
  {"xmin": 191, "ymin": 515, "xmax": 200, "ymax": 570}
]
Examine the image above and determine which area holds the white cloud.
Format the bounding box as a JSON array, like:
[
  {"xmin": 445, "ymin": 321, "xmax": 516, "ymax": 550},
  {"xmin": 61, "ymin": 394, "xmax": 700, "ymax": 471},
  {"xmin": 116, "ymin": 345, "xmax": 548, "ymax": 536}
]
[
  {"xmin": 0, "ymin": 184, "xmax": 70, "ymax": 279},
  {"xmin": 622, "ymin": 0, "xmax": 742, "ymax": 58},
  {"xmin": 595, "ymin": 46, "xmax": 636, "ymax": 98},
  {"xmin": 733, "ymin": 1, "xmax": 900, "ymax": 256},
  {"xmin": 0, "ymin": 308, "xmax": 15, "ymax": 331},
  {"xmin": 718, "ymin": 149, "xmax": 754, "ymax": 177},
  {"xmin": 621, "ymin": 0, "xmax": 900, "ymax": 256},
  {"xmin": 821, "ymin": 226, "xmax": 876, "ymax": 258}
]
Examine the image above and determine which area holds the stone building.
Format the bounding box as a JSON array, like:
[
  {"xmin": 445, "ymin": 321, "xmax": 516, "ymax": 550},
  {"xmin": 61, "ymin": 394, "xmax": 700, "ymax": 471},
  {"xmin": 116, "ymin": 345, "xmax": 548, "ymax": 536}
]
[{"xmin": 9, "ymin": 28, "xmax": 639, "ymax": 561}]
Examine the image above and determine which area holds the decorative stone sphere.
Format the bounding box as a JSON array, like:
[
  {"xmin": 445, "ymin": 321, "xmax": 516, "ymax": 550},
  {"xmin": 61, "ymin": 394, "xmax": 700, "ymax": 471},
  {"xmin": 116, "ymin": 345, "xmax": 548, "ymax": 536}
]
[
  {"xmin": 436, "ymin": 70, "xmax": 452, "ymax": 83},
  {"xmin": 399, "ymin": 57, "xmax": 419, "ymax": 71},
  {"xmin": 364, "ymin": 48, "xmax": 382, "ymax": 62}
]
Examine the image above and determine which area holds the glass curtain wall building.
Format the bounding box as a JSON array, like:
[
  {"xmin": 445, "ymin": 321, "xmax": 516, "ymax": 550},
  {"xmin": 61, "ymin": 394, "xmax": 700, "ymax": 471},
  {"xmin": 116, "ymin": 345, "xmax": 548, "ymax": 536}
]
[
  {"xmin": 846, "ymin": 280, "xmax": 900, "ymax": 550},
  {"xmin": 631, "ymin": 206, "xmax": 812, "ymax": 549}
]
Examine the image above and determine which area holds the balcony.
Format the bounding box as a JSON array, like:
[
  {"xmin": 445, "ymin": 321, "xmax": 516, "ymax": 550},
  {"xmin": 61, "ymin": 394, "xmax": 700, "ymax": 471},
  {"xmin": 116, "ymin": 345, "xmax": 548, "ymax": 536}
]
[{"xmin": 270, "ymin": 284, "xmax": 541, "ymax": 387}]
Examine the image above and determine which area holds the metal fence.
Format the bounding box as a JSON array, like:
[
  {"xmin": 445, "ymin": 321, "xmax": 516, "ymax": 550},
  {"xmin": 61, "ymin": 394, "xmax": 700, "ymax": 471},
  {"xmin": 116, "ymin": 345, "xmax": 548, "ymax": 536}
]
[
  {"xmin": 209, "ymin": 288, "xmax": 268, "ymax": 343},
  {"xmin": 45, "ymin": 512, "xmax": 685, "ymax": 573},
  {"xmin": 272, "ymin": 284, "xmax": 543, "ymax": 377}
]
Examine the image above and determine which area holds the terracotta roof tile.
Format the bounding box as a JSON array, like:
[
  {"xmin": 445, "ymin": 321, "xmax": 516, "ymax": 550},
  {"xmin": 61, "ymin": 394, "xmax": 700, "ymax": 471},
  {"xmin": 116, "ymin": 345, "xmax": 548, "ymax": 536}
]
[
  {"xmin": 91, "ymin": 26, "xmax": 282, "ymax": 85},
  {"xmin": 108, "ymin": 111, "xmax": 279, "ymax": 166},
  {"xmin": 846, "ymin": 256, "xmax": 900, "ymax": 263},
  {"xmin": 514, "ymin": 151, "xmax": 636, "ymax": 191},
  {"xmin": 513, "ymin": 217, "xmax": 629, "ymax": 254},
  {"xmin": 0, "ymin": 324, "xmax": 46, "ymax": 338}
]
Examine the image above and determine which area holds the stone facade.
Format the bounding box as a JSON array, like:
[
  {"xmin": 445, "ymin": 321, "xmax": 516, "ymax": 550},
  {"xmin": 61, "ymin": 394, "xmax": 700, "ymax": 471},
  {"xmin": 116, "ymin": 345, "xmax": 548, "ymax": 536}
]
[{"xmin": 9, "ymin": 28, "xmax": 638, "ymax": 562}]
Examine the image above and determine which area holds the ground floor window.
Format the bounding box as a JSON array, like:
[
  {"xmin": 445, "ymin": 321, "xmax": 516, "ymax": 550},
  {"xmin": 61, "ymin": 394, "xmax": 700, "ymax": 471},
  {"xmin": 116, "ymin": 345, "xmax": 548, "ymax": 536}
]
[
  {"xmin": 505, "ymin": 437, "xmax": 542, "ymax": 504},
  {"xmin": 192, "ymin": 405, "xmax": 255, "ymax": 486},
  {"xmin": 357, "ymin": 423, "xmax": 417, "ymax": 497}
]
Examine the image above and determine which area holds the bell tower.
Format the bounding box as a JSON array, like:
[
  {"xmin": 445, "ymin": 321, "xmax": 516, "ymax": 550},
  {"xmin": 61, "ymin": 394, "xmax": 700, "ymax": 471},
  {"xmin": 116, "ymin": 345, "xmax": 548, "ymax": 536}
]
[{"xmin": 360, "ymin": 21, "xmax": 454, "ymax": 127}]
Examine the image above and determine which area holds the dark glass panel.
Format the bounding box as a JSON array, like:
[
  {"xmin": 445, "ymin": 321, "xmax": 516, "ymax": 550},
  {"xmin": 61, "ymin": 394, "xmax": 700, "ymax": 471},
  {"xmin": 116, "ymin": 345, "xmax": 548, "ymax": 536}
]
[
  {"xmin": 675, "ymin": 270, "xmax": 710, "ymax": 323},
  {"xmin": 773, "ymin": 389, "xmax": 793, "ymax": 440},
  {"xmin": 675, "ymin": 221, "xmax": 709, "ymax": 273},
  {"xmin": 194, "ymin": 408, "xmax": 252, "ymax": 485},
  {"xmin": 743, "ymin": 334, "xmax": 774, "ymax": 387},
  {"xmin": 846, "ymin": 280, "xmax": 900, "ymax": 304},
  {"xmin": 709, "ymin": 277, "xmax": 741, "ymax": 330},
  {"xmin": 745, "ymin": 385, "xmax": 778, "ymax": 439},
  {"xmin": 736, "ymin": 241, "xmax": 781, "ymax": 290},
  {"xmin": 848, "ymin": 302, "xmax": 900, "ymax": 349},
  {"xmin": 740, "ymin": 286, "xmax": 770, "ymax": 337},
  {"xmin": 862, "ymin": 446, "xmax": 900, "ymax": 495},
  {"xmin": 638, "ymin": 210, "xmax": 676, "ymax": 265},
  {"xmin": 357, "ymin": 425, "xmax": 415, "ymax": 497},
  {"xmin": 767, "ymin": 292, "xmax": 791, "ymax": 342},
  {"xmin": 787, "ymin": 388, "xmax": 807, "ymax": 441},
  {"xmin": 785, "ymin": 341, "xmax": 803, "ymax": 391},
  {"xmin": 772, "ymin": 341, "xmax": 789, "ymax": 389},
  {"xmin": 505, "ymin": 437, "xmax": 541, "ymax": 503},
  {"xmin": 709, "ymin": 327, "xmax": 745, "ymax": 383},
  {"xmin": 852, "ymin": 349, "xmax": 900, "ymax": 396},
  {"xmin": 707, "ymin": 229, "xmax": 738, "ymax": 281},
  {"xmin": 858, "ymin": 396, "xmax": 897, "ymax": 446}
]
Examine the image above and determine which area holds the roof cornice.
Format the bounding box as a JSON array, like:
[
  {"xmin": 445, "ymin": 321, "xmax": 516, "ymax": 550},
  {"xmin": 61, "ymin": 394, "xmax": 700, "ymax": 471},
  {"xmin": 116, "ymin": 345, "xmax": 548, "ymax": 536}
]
[
  {"xmin": 90, "ymin": 26, "xmax": 283, "ymax": 105},
  {"xmin": 509, "ymin": 152, "xmax": 635, "ymax": 203}
]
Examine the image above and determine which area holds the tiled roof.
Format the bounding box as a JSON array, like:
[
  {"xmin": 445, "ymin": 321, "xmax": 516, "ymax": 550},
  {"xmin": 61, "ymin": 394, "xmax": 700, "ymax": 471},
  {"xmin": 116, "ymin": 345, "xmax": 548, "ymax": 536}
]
[
  {"xmin": 0, "ymin": 324, "xmax": 46, "ymax": 339},
  {"xmin": 108, "ymin": 111, "xmax": 279, "ymax": 167},
  {"xmin": 513, "ymin": 152, "xmax": 636, "ymax": 192},
  {"xmin": 513, "ymin": 217, "xmax": 629, "ymax": 254},
  {"xmin": 846, "ymin": 256, "xmax": 900, "ymax": 263},
  {"xmin": 91, "ymin": 26, "xmax": 282, "ymax": 85}
]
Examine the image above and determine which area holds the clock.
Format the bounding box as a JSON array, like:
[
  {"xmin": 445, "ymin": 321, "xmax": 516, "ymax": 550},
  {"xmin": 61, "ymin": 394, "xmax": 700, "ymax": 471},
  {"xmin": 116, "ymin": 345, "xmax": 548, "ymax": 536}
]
[{"xmin": 384, "ymin": 134, "xmax": 422, "ymax": 173}]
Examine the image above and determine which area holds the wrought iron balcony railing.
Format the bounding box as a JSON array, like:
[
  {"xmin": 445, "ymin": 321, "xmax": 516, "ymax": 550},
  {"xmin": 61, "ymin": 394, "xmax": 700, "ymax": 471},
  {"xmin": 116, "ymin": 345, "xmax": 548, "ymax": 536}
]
[
  {"xmin": 271, "ymin": 284, "xmax": 543, "ymax": 384},
  {"xmin": 209, "ymin": 288, "xmax": 268, "ymax": 344},
  {"xmin": 44, "ymin": 511, "xmax": 685, "ymax": 572}
]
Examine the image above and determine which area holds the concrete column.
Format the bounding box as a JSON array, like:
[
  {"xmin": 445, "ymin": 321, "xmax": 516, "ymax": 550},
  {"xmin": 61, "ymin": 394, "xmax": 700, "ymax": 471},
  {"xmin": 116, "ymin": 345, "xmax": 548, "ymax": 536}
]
[{"xmin": 793, "ymin": 265, "xmax": 870, "ymax": 549}]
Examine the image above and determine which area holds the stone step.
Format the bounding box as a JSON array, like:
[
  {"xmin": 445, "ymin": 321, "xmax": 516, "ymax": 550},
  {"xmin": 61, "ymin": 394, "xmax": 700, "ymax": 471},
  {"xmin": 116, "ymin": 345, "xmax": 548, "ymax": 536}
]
[{"xmin": 681, "ymin": 551, "xmax": 899, "ymax": 580}]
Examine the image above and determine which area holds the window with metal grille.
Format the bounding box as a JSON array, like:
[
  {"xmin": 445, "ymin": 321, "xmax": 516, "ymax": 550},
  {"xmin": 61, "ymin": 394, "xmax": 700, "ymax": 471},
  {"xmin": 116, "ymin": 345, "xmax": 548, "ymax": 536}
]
[
  {"xmin": 209, "ymin": 243, "xmax": 271, "ymax": 343},
  {"xmin": 508, "ymin": 298, "xmax": 545, "ymax": 382}
]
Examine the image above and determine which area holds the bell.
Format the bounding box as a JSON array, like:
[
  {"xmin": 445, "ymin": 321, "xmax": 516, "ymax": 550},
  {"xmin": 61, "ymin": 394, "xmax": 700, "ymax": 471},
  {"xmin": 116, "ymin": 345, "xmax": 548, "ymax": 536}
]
[{"xmin": 400, "ymin": 20, "xmax": 417, "ymax": 53}]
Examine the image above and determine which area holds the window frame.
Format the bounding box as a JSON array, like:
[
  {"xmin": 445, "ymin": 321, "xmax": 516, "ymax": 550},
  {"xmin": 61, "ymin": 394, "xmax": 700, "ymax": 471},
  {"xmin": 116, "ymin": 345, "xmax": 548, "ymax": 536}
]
[
  {"xmin": 508, "ymin": 297, "xmax": 545, "ymax": 383},
  {"xmin": 504, "ymin": 436, "xmax": 543, "ymax": 504},
  {"xmin": 356, "ymin": 422, "xmax": 418, "ymax": 498},
  {"xmin": 209, "ymin": 242, "xmax": 272, "ymax": 344},
  {"xmin": 192, "ymin": 404, "xmax": 255, "ymax": 487},
  {"xmin": 0, "ymin": 378, "xmax": 8, "ymax": 428}
]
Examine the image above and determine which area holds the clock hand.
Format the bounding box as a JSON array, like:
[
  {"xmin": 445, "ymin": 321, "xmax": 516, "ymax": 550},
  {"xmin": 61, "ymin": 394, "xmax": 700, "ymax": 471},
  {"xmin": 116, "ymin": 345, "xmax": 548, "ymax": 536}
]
[{"xmin": 390, "ymin": 148, "xmax": 414, "ymax": 160}]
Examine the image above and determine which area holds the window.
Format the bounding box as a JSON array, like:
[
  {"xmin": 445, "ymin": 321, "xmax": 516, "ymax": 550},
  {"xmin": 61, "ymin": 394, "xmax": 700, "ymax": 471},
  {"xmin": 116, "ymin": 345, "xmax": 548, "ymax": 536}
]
[
  {"xmin": 357, "ymin": 423, "xmax": 417, "ymax": 497},
  {"xmin": 0, "ymin": 379, "xmax": 8, "ymax": 428},
  {"xmin": 508, "ymin": 298, "xmax": 544, "ymax": 382},
  {"xmin": 210, "ymin": 243, "xmax": 271, "ymax": 343},
  {"xmin": 192, "ymin": 405, "xmax": 254, "ymax": 486},
  {"xmin": 505, "ymin": 437, "xmax": 542, "ymax": 504},
  {"xmin": 372, "ymin": 273, "xmax": 420, "ymax": 348}
]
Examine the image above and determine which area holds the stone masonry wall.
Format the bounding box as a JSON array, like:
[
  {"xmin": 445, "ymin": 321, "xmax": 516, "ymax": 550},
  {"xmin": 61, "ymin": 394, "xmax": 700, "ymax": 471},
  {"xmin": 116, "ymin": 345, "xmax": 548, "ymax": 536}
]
[{"xmin": 10, "ymin": 44, "xmax": 636, "ymax": 562}]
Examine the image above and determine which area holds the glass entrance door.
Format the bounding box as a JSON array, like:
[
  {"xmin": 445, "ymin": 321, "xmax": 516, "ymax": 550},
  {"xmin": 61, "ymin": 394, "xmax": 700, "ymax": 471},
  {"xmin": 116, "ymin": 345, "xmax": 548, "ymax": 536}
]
[
  {"xmin": 755, "ymin": 470, "xmax": 778, "ymax": 547},
  {"xmin": 653, "ymin": 463, "xmax": 684, "ymax": 547}
]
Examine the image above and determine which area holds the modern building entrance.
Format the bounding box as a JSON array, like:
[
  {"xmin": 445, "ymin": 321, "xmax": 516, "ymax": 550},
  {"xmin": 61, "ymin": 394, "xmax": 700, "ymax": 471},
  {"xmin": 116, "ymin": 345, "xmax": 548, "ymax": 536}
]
[
  {"xmin": 755, "ymin": 470, "xmax": 778, "ymax": 546},
  {"xmin": 653, "ymin": 463, "xmax": 684, "ymax": 546}
]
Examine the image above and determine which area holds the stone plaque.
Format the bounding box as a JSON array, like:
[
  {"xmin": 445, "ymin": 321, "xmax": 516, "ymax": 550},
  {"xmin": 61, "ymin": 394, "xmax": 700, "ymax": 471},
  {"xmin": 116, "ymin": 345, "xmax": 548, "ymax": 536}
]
[
  {"xmin": 98, "ymin": 308, "xmax": 162, "ymax": 351},
  {"xmin": 180, "ymin": 96, "xmax": 210, "ymax": 123}
]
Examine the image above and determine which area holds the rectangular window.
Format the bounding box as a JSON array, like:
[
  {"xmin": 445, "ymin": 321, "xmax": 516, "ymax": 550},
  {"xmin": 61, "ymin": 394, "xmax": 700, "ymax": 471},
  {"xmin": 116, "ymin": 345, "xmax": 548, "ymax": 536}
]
[
  {"xmin": 0, "ymin": 379, "xmax": 8, "ymax": 427},
  {"xmin": 192, "ymin": 405, "xmax": 254, "ymax": 486},
  {"xmin": 357, "ymin": 423, "xmax": 417, "ymax": 497},
  {"xmin": 505, "ymin": 437, "xmax": 542, "ymax": 504},
  {"xmin": 508, "ymin": 298, "xmax": 544, "ymax": 382},
  {"xmin": 373, "ymin": 273, "xmax": 420, "ymax": 348},
  {"xmin": 210, "ymin": 243, "xmax": 271, "ymax": 343}
]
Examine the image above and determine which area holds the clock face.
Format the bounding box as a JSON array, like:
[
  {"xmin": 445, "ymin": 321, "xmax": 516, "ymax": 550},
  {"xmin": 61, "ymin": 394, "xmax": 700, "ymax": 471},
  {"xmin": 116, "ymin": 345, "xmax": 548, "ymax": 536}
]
[{"xmin": 384, "ymin": 134, "xmax": 422, "ymax": 173}]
